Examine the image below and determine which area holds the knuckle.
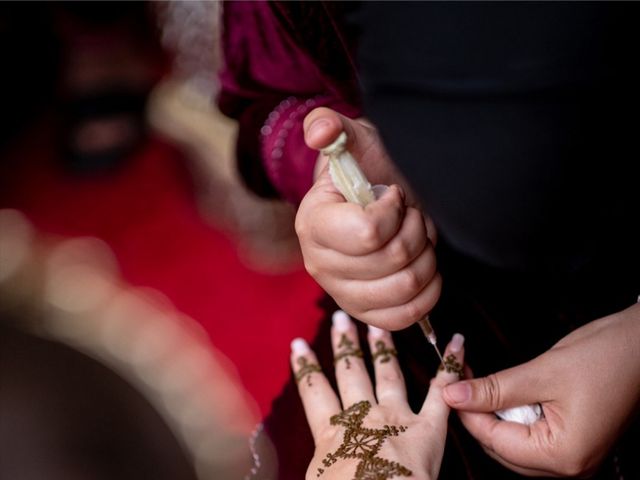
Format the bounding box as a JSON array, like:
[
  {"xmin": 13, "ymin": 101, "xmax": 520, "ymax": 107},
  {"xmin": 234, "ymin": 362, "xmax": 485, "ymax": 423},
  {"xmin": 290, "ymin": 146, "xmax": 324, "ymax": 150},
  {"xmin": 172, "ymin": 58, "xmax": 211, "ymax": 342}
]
[
  {"xmin": 357, "ymin": 219, "xmax": 383, "ymax": 251},
  {"xmin": 406, "ymin": 207, "xmax": 424, "ymax": 229},
  {"xmin": 424, "ymin": 241, "xmax": 437, "ymax": 264},
  {"xmin": 401, "ymin": 301, "xmax": 424, "ymax": 325},
  {"xmin": 315, "ymin": 427, "xmax": 339, "ymax": 446},
  {"xmin": 370, "ymin": 313, "xmax": 404, "ymax": 332},
  {"xmin": 294, "ymin": 214, "xmax": 309, "ymax": 240},
  {"xmin": 302, "ymin": 257, "xmax": 319, "ymax": 278},
  {"xmin": 400, "ymin": 268, "xmax": 423, "ymax": 295},
  {"xmin": 423, "ymin": 274, "xmax": 442, "ymax": 310},
  {"xmin": 557, "ymin": 451, "xmax": 598, "ymax": 478},
  {"xmin": 421, "ymin": 248, "xmax": 438, "ymax": 282},
  {"xmin": 371, "ymin": 311, "xmax": 409, "ymax": 331},
  {"xmin": 339, "ymin": 301, "xmax": 362, "ymax": 321},
  {"xmin": 378, "ymin": 371, "xmax": 403, "ymax": 384},
  {"xmin": 389, "ymin": 194, "xmax": 405, "ymax": 218},
  {"xmin": 559, "ymin": 459, "xmax": 591, "ymax": 478},
  {"xmin": 481, "ymin": 374, "xmax": 503, "ymax": 409},
  {"xmin": 339, "ymin": 357, "xmax": 364, "ymax": 375},
  {"xmin": 387, "ymin": 236, "xmax": 412, "ymax": 269}
]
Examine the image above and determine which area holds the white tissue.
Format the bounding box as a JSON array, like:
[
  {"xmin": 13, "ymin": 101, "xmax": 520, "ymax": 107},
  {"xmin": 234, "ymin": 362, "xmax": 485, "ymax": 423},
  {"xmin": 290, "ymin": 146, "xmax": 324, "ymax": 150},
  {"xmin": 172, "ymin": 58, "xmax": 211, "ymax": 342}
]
[
  {"xmin": 496, "ymin": 295, "xmax": 639, "ymax": 425},
  {"xmin": 495, "ymin": 404, "xmax": 542, "ymax": 425}
]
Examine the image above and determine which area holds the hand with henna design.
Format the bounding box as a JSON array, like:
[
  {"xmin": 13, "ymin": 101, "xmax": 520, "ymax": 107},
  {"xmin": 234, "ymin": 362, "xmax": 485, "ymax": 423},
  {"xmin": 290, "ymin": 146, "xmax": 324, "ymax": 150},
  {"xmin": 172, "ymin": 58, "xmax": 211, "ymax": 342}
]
[{"xmin": 291, "ymin": 310, "xmax": 466, "ymax": 480}]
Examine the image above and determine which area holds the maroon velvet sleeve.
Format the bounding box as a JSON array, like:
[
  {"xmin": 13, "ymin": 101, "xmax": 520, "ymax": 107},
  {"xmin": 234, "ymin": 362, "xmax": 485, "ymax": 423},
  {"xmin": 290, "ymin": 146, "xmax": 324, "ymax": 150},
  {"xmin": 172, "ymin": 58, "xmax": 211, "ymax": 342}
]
[{"xmin": 217, "ymin": 1, "xmax": 361, "ymax": 204}]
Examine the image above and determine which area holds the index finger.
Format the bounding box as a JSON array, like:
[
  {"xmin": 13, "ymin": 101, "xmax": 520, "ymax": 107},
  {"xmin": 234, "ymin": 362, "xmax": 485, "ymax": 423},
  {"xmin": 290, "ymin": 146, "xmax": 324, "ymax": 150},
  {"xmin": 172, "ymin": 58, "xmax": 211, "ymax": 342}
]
[
  {"xmin": 458, "ymin": 410, "xmax": 554, "ymax": 471},
  {"xmin": 290, "ymin": 338, "xmax": 341, "ymax": 440}
]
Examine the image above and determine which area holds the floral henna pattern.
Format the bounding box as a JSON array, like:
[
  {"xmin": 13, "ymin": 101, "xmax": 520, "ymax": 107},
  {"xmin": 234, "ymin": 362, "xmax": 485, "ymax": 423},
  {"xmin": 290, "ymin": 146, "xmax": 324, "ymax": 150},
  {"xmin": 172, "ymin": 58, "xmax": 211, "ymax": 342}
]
[
  {"xmin": 295, "ymin": 357, "xmax": 322, "ymax": 387},
  {"xmin": 371, "ymin": 340, "xmax": 398, "ymax": 363},
  {"xmin": 334, "ymin": 334, "xmax": 363, "ymax": 369},
  {"xmin": 438, "ymin": 354, "xmax": 464, "ymax": 379},
  {"xmin": 317, "ymin": 401, "xmax": 412, "ymax": 479}
]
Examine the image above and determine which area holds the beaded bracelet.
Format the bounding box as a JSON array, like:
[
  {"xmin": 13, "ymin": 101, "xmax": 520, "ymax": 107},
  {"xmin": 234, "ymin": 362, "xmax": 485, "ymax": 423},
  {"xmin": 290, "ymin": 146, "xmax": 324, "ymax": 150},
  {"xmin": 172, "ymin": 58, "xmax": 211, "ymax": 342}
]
[{"xmin": 260, "ymin": 95, "xmax": 325, "ymax": 194}]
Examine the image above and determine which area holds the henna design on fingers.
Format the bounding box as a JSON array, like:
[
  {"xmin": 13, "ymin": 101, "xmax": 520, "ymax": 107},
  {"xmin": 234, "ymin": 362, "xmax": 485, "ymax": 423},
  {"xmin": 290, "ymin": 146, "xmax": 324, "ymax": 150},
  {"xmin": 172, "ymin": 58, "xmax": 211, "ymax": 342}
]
[
  {"xmin": 371, "ymin": 340, "xmax": 398, "ymax": 364},
  {"xmin": 295, "ymin": 357, "xmax": 322, "ymax": 387},
  {"xmin": 317, "ymin": 400, "xmax": 412, "ymax": 479},
  {"xmin": 438, "ymin": 354, "xmax": 464, "ymax": 379},
  {"xmin": 334, "ymin": 334, "xmax": 363, "ymax": 369}
]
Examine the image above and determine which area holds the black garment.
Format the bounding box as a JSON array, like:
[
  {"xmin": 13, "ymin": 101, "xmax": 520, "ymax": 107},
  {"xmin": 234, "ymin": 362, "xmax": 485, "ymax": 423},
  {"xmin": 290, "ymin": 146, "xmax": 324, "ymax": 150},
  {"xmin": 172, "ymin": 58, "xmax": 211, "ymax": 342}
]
[
  {"xmin": 355, "ymin": 2, "xmax": 640, "ymax": 273},
  {"xmin": 258, "ymin": 4, "xmax": 640, "ymax": 479},
  {"xmin": 260, "ymin": 245, "xmax": 640, "ymax": 480}
]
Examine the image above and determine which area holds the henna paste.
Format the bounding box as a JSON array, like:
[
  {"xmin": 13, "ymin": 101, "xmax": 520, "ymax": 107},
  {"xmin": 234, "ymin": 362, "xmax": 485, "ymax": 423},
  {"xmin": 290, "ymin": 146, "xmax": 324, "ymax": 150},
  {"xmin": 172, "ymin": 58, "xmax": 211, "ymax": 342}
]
[
  {"xmin": 438, "ymin": 354, "xmax": 464, "ymax": 379},
  {"xmin": 372, "ymin": 340, "xmax": 397, "ymax": 364},
  {"xmin": 295, "ymin": 356, "xmax": 322, "ymax": 387},
  {"xmin": 334, "ymin": 334, "xmax": 363, "ymax": 369},
  {"xmin": 317, "ymin": 400, "xmax": 412, "ymax": 479}
]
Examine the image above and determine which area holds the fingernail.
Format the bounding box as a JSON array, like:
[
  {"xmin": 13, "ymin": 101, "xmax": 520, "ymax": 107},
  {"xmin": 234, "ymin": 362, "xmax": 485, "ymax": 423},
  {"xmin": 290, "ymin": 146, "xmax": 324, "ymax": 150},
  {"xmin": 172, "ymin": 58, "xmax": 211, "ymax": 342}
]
[
  {"xmin": 444, "ymin": 382, "xmax": 471, "ymax": 404},
  {"xmin": 371, "ymin": 184, "xmax": 389, "ymax": 201},
  {"xmin": 291, "ymin": 338, "xmax": 310, "ymax": 355},
  {"xmin": 450, "ymin": 333, "xmax": 465, "ymax": 353},
  {"xmin": 332, "ymin": 310, "xmax": 351, "ymax": 332},
  {"xmin": 368, "ymin": 324, "xmax": 385, "ymax": 338},
  {"xmin": 308, "ymin": 119, "xmax": 329, "ymax": 138}
]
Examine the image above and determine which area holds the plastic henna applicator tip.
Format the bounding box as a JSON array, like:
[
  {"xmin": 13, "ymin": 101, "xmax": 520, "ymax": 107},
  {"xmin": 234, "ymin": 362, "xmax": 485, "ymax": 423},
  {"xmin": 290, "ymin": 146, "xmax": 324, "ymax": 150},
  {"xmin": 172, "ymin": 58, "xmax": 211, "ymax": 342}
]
[{"xmin": 417, "ymin": 316, "xmax": 446, "ymax": 369}]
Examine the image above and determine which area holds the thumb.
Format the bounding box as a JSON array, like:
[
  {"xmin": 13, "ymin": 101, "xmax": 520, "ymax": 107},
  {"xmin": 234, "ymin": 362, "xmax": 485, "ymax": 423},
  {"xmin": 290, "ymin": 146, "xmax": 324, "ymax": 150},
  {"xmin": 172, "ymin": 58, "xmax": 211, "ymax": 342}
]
[
  {"xmin": 443, "ymin": 360, "xmax": 542, "ymax": 412},
  {"xmin": 304, "ymin": 107, "xmax": 377, "ymax": 158}
]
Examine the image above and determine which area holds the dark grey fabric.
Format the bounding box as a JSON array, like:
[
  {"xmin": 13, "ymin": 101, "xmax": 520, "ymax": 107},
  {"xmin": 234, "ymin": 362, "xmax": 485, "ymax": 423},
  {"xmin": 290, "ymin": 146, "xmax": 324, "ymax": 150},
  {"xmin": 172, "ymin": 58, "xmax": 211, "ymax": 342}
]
[{"xmin": 355, "ymin": 2, "xmax": 640, "ymax": 273}]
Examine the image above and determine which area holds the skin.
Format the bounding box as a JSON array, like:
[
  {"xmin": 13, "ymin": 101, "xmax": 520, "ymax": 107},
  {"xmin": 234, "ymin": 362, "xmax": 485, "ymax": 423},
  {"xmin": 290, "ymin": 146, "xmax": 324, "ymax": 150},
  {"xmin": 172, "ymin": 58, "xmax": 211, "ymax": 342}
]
[
  {"xmin": 297, "ymin": 108, "xmax": 439, "ymax": 330},
  {"xmin": 291, "ymin": 314, "xmax": 466, "ymax": 480},
  {"xmin": 296, "ymin": 107, "xmax": 640, "ymax": 477},
  {"xmin": 443, "ymin": 303, "xmax": 640, "ymax": 477}
]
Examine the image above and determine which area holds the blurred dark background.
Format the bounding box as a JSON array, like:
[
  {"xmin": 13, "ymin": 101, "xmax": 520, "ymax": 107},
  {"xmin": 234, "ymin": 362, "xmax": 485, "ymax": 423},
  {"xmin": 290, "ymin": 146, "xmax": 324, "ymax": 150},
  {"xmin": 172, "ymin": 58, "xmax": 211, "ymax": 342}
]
[
  {"xmin": 0, "ymin": 3, "xmax": 319, "ymax": 479},
  {"xmin": 0, "ymin": 2, "xmax": 60, "ymax": 150},
  {"xmin": 0, "ymin": 4, "xmax": 198, "ymax": 479}
]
